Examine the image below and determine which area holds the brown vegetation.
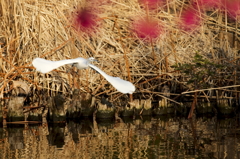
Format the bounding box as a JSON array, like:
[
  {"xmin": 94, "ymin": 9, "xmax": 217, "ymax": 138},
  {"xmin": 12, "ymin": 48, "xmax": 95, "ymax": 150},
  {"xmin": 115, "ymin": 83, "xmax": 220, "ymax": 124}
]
[{"xmin": 0, "ymin": 0, "xmax": 239, "ymax": 105}]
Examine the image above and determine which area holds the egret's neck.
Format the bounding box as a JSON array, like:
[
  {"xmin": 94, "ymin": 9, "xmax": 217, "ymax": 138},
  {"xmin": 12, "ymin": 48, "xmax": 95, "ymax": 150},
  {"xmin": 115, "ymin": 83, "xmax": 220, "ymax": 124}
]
[{"xmin": 86, "ymin": 59, "xmax": 93, "ymax": 65}]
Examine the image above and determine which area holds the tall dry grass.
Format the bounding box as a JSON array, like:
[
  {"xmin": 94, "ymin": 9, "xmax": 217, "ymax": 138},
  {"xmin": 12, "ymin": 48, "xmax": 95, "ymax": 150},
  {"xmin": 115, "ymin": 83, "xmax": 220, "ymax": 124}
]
[{"xmin": 0, "ymin": 0, "xmax": 239, "ymax": 102}]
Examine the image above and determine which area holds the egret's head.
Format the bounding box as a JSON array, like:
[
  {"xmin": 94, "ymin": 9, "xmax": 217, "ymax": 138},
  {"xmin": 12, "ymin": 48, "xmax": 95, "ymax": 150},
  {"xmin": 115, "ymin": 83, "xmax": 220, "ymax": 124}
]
[{"xmin": 88, "ymin": 57, "xmax": 98, "ymax": 62}]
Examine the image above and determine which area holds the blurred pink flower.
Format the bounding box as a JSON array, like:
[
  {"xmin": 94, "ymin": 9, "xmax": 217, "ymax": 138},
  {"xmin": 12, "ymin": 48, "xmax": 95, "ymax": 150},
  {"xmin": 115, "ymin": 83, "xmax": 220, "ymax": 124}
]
[
  {"xmin": 196, "ymin": 0, "xmax": 221, "ymax": 8},
  {"xmin": 222, "ymin": 0, "xmax": 240, "ymax": 20},
  {"xmin": 73, "ymin": 8, "xmax": 99, "ymax": 34},
  {"xmin": 132, "ymin": 17, "xmax": 162, "ymax": 42},
  {"xmin": 180, "ymin": 7, "xmax": 201, "ymax": 31},
  {"xmin": 138, "ymin": 0, "xmax": 164, "ymax": 10}
]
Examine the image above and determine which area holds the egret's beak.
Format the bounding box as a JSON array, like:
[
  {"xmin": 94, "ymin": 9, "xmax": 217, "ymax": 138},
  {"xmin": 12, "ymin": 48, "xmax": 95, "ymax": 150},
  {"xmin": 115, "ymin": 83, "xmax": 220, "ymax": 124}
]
[{"xmin": 94, "ymin": 59, "xmax": 99, "ymax": 63}]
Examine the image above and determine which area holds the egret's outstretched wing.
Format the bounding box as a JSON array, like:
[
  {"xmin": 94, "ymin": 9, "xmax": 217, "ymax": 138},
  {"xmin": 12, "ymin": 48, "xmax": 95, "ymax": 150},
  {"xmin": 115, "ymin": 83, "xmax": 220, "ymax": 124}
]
[
  {"xmin": 89, "ymin": 64, "xmax": 135, "ymax": 94},
  {"xmin": 32, "ymin": 58, "xmax": 81, "ymax": 73}
]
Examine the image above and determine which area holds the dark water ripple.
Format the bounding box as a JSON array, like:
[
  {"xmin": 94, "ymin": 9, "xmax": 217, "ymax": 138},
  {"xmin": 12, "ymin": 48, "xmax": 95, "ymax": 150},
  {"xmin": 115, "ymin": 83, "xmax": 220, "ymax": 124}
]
[{"xmin": 1, "ymin": 114, "xmax": 240, "ymax": 159}]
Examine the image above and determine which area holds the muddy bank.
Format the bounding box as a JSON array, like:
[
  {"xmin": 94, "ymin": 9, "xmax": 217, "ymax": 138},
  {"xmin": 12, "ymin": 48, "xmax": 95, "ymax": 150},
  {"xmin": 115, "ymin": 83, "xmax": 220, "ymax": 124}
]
[{"xmin": 1, "ymin": 88, "xmax": 239, "ymax": 123}]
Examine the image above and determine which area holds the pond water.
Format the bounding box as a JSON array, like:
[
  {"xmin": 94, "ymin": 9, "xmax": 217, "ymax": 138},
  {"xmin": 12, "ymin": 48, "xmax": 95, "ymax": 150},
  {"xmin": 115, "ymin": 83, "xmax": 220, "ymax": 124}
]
[{"xmin": 1, "ymin": 114, "xmax": 240, "ymax": 159}]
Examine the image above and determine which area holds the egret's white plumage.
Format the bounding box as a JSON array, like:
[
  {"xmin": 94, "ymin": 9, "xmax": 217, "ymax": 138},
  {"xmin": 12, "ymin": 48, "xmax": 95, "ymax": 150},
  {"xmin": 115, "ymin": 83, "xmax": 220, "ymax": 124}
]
[
  {"xmin": 32, "ymin": 57, "xmax": 92, "ymax": 74},
  {"xmin": 32, "ymin": 57, "xmax": 135, "ymax": 94},
  {"xmin": 88, "ymin": 64, "xmax": 135, "ymax": 94}
]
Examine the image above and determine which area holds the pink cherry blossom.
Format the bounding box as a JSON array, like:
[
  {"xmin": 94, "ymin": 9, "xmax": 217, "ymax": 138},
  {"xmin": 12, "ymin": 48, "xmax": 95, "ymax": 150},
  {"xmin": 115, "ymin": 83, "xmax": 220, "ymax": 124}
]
[
  {"xmin": 132, "ymin": 17, "xmax": 162, "ymax": 42},
  {"xmin": 180, "ymin": 6, "xmax": 201, "ymax": 31},
  {"xmin": 223, "ymin": 0, "xmax": 240, "ymax": 20},
  {"xmin": 73, "ymin": 8, "xmax": 99, "ymax": 34},
  {"xmin": 196, "ymin": 0, "xmax": 221, "ymax": 9}
]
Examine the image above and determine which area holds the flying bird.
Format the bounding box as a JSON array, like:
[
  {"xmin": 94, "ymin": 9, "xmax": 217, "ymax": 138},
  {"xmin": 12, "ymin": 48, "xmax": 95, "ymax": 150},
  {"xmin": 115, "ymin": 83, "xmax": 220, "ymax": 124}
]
[{"xmin": 32, "ymin": 57, "xmax": 135, "ymax": 94}]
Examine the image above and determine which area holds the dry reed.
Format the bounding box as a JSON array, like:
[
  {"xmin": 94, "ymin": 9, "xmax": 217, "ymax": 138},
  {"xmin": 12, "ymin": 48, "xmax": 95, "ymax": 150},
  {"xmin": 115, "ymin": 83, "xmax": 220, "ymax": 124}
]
[{"xmin": 0, "ymin": 0, "xmax": 239, "ymax": 103}]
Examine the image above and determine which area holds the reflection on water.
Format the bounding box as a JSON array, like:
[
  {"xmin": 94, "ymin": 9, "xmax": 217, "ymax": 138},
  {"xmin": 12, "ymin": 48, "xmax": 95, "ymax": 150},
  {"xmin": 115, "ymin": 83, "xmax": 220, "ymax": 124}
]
[{"xmin": 1, "ymin": 115, "xmax": 240, "ymax": 159}]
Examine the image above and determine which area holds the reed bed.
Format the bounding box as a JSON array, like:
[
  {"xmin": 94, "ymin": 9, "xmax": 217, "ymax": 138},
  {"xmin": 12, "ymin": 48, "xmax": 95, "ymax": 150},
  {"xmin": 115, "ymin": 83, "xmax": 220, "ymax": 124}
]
[{"xmin": 0, "ymin": 0, "xmax": 239, "ymax": 104}]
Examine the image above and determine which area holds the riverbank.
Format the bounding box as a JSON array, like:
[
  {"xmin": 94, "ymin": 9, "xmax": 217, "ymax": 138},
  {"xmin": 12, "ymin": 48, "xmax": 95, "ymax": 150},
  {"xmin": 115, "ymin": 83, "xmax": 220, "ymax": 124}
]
[{"xmin": 0, "ymin": 0, "xmax": 239, "ymax": 122}]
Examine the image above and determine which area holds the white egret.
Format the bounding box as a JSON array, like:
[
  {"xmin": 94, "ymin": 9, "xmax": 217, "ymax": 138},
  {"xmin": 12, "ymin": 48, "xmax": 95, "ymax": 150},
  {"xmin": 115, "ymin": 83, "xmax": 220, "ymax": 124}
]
[{"xmin": 32, "ymin": 57, "xmax": 135, "ymax": 94}]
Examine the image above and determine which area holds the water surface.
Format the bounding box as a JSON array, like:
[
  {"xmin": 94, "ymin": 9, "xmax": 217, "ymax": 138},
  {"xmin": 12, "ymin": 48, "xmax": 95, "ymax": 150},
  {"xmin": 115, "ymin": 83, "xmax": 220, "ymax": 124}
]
[{"xmin": 1, "ymin": 114, "xmax": 240, "ymax": 159}]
